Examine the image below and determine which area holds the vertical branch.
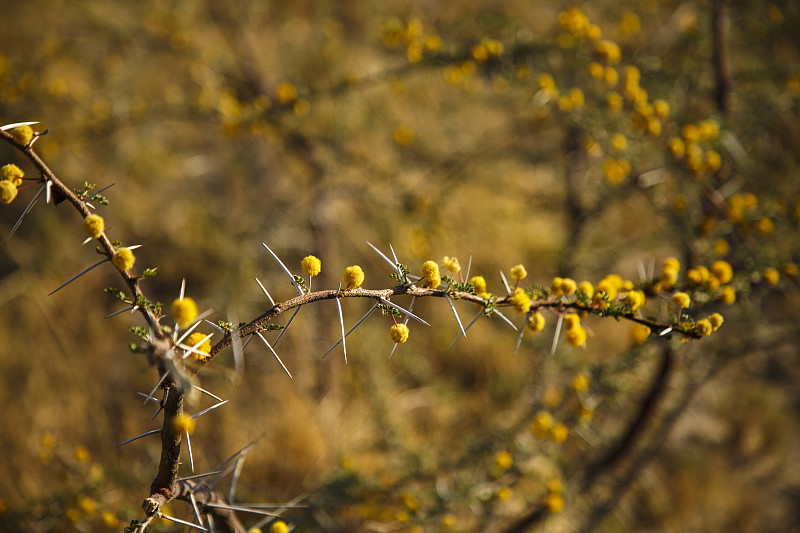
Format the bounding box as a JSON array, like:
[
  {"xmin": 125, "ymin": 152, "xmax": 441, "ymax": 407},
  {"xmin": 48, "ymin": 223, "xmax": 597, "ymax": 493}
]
[{"xmin": 712, "ymin": 0, "xmax": 732, "ymax": 114}]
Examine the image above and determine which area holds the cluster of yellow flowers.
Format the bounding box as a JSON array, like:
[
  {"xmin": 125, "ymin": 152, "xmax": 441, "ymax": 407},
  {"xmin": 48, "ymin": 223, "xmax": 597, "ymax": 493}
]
[
  {"xmin": 668, "ymin": 120, "xmax": 721, "ymax": 178},
  {"xmin": 380, "ymin": 17, "xmax": 441, "ymax": 63},
  {"xmin": 0, "ymin": 163, "xmax": 23, "ymax": 204}
]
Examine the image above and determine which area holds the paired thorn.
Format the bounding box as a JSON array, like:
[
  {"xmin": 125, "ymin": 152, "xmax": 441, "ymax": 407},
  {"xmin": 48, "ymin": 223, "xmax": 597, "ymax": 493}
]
[
  {"xmin": 444, "ymin": 294, "xmax": 466, "ymax": 339},
  {"xmin": 262, "ymin": 243, "xmax": 304, "ymax": 296},
  {"xmin": 379, "ymin": 297, "xmax": 430, "ymax": 326},
  {"xmin": 5, "ymin": 185, "xmax": 44, "ymax": 246},
  {"xmin": 366, "ymin": 241, "xmax": 403, "ymax": 278},
  {"xmin": 446, "ymin": 308, "xmax": 483, "ymax": 352},
  {"xmin": 322, "ymin": 301, "xmax": 379, "ymax": 359},
  {"xmin": 256, "ymin": 332, "xmax": 293, "ymax": 379}
]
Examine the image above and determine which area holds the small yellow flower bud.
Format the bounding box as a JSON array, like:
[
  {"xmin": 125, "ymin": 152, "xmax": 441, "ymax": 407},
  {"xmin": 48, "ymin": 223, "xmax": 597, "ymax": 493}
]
[
  {"xmin": 694, "ymin": 319, "xmax": 713, "ymax": 337},
  {"xmin": 0, "ymin": 180, "xmax": 18, "ymax": 204},
  {"xmin": 710, "ymin": 260, "xmax": 733, "ymax": 284},
  {"xmin": 672, "ymin": 292, "xmax": 691, "ymax": 309},
  {"xmin": 390, "ymin": 323, "xmax": 409, "ymax": 344},
  {"xmin": 344, "ymin": 265, "xmax": 364, "ymax": 288},
  {"xmin": 510, "ymin": 264, "xmax": 527, "ymax": 280},
  {"xmin": 1, "ymin": 163, "xmax": 24, "ymax": 185},
  {"xmin": 270, "ymin": 521, "xmax": 289, "ymax": 533},
  {"xmin": 82, "ymin": 214, "xmax": 105, "ymax": 239},
  {"xmin": 172, "ymin": 297, "xmax": 198, "ymax": 328},
  {"xmin": 420, "ymin": 260, "xmax": 441, "ymax": 288},
  {"xmin": 111, "ymin": 247, "xmax": 135, "ymax": 272},
  {"xmin": 718, "ymin": 285, "xmax": 736, "ymax": 305},
  {"xmin": 566, "ymin": 325, "xmax": 587, "ymax": 346},
  {"xmin": 708, "ymin": 313, "xmax": 724, "ymax": 330},
  {"xmin": 171, "ymin": 414, "xmax": 196, "ymax": 435},
  {"xmin": 631, "ymin": 323, "xmax": 651, "ymax": 344},
  {"xmin": 10, "ymin": 125, "xmax": 34, "ymax": 146},
  {"xmin": 527, "ymin": 311, "xmax": 545, "ymax": 331},
  {"xmin": 763, "ymin": 267, "xmax": 780, "ymax": 286},
  {"xmin": 494, "ymin": 451, "xmax": 513, "ymax": 470},
  {"xmin": 301, "ymin": 255, "xmax": 321, "ymax": 277}
]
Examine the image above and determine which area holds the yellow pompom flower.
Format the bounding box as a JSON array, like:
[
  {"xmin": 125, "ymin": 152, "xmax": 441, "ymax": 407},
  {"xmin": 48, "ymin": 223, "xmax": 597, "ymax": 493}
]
[
  {"xmin": 785, "ymin": 263, "xmax": 798, "ymax": 278},
  {"xmin": 172, "ymin": 297, "xmax": 198, "ymax": 328},
  {"xmin": 718, "ymin": 285, "xmax": 736, "ymax": 305},
  {"xmin": 390, "ymin": 323, "xmax": 410, "ymax": 344},
  {"xmin": 470, "ymin": 275, "xmax": 488, "ymax": 297},
  {"xmin": 302, "ymin": 255, "xmax": 322, "ymax": 277},
  {"xmin": 171, "ymin": 414, "xmax": 196, "ymax": 435},
  {"xmin": 276, "ymin": 83, "xmax": 297, "ymax": 105},
  {"xmin": 625, "ymin": 290, "xmax": 645, "ymax": 311},
  {"xmin": 530, "ymin": 410, "xmax": 554, "ymax": 439},
  {"xmin": 545, "ymin": 492, "xmax": 564, "ymax": 513},
  {"xmin": 0, "ymin": 180, "xmax": 18, "ymax": 204},
  {"xmin": 631, "ymin": 323, "xmax": 651, "ymax": 344},
  {"xmin": 494, "ymin": 450, "xmax": 513, "ymax": 470},
  {"xmin": 420, "ymin": 260, "xmax": 441, "ymax": 288},
  {"xmin": 708, "ymin": 313, "xmax": 724, "ymax": 331},
  {"xmin": 510, "ymin": 264, "xmax": 527, "ymax": 280},
  {"xmin": 566, "ymin": 325, "xmax": 587, "ymax": 347},
  {"xmin": 185, "ymin": 332, "xmax": 211, "ymax": 361},
  {"xmin": 344, "ymin": 265, "xmax": 365, "ymax": 288},
  {"xmin": 111, "ymin": 247, "xmax": 135, "ymax": 272},
  {"xmin": 10, "ymin": 124, "xmax": 34, "ymax": 146},
  {"xmin": 694, "ymin": 319, "xmax": 713, "ymax": 337},
  {"xmin": 672, "ymin": 292, "xmax": 691, "ymax": 309},
  {"xmin": 710, "ymin": 260, "xmax": 733, "ymax": 284},
  {"xmin": 551, "ymin": 423, "xmax": 569, "ymax": 443},
  {"xmin": 763, "ymin": 267, "xmax": 780, "ymax": 286},
  {"xmin": 82, "ymin": 214, "xmax": 105, "ymax": 239},
  {"xmin": 572, "ymin": 373, "xmax": 590, "ymax": 392},
  {"xmin": 509, "ymin": 290, "xmax": 531, "ymax": 314},
  {"xmin": 755, "ymin": 216, "xmax": 774, "ymax": 236},
  {"xmin": 610, "ymin": 133, "xmax": 628, "ymax": 152},
  {"xmin": 527, "ymin": 311, "xmax": 545, "ymax": 331},
  {"xmin": 443, "ymin": 256, "xmax": 460, "ymax": 273},
  {"xmin": 1, "ymin": 163, "xmax": 24, "ymax": 185},
  {"xmin": 563, "ymin": 313, "xmax": 581, "ymax": 330},
  {"xmin": 270, "ymin": 521, "xmax": 289, "ymax": 533},
  {"xmin": 578, "ymin": 281, "xmax": 594, "ymax": 297}
]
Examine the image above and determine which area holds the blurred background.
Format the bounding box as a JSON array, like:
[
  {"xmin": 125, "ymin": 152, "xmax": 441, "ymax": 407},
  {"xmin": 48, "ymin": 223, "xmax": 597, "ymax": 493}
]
[{"xmin": 1, "ymin": 0, "xmax": 799, "ymax": 531}]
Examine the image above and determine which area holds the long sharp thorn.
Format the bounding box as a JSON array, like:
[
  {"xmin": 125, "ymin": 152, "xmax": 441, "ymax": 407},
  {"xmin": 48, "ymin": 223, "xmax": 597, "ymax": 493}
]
[
  {"xmin": 190, "ymin": 400, "xmax": 229, "ymax": 419},
  {"xmin": 492, "ymin": 309, "xmax": 518, "ymax": 331},
  {"xmin": 105, "ymin": 306, "xmax": 135, "ymax": 319},
  {"xmin": 202, "ymin": 319, "xmax": 225, "ymax": 333},
  {"xmin": 261, "ymin": 243, "xmax": 304, "ymax": 295},
  {"xmin": 1, "ymin": 121, "xmax": 39, "ymax": 130},
  {"xmin": 228, "ymin": 442, "xmax": 253, "ymax": 504},
  {"xmin": 116, "ymin": 428, "xmax": 161, "ymax": 447},
  {"xmin": 157, "ymin": 513, "xmax": 208, "ymax": 530},
  {"xmin": 229, "ymin": 311, "xmax": 244, "ymax": 375},
  {"xmin": 179, "ymin": 278, "xmax": 186, "ymax": 300},
  {"xmin": 176, "ymin": 320, "xmax": 203, "ymax": 344},
  {"xmin": 194, "ymin": 385, "xmax": 224, "ymax": 402},
  {"xmin": 465, "ymin": 255, "xmax": 473, "ymax": 280},
  {"xmin": 190, "ymin": 492, "xmax": 205, "ymax": 530},
  {"xmin": 46, "ymin": 180, "xmax": 52, "ymax": 204},
  {"xmin": 273, "ymin": 306, "xmax": 300, "ymax": 346},
  {"xmin": 256, "ymin": 332, "xmax": 293, "ymax": 379},
  {"xmin": 143, "ymin": 372, "xmax": 169, "ymax": 406},
  {"xmin": 48, "ymin": 257, "xmax": 109, "ymax": 295},
  {"xmin": 380, "ymin": 298, "xmax": 430, "ymax": 326},
  {"xmin": 202, "ymin": 503, "xmax": 285, "ymax": 517},
  {"xmin": 389, "ymin": 243, "xmax": 399, "ymax": 267},
  {"xmin": 136, "ymin": 392, "xmax": 160, "ymax": 404},
  {"xmin": 514, "ymin": 317, "xmax": 527, "ymax": 353},
  {"xmin": 499, "ymin": 270, "xmax": 511, "ymax": 295},
  {"xmin": 86, "ymin": 182, "xmax": 115, "ymax": 202},
  {"xmin": 660, "ymin": 327, "xmax": 673, "ymax": 336},
  {"xmin": 445, "ymin": 294, "xmax": 466, "ymax": 338},
  {"xmin": 186, "ymin": 431, "xmax": 195, "ymax": 473},
  {"xmin": 322, "ymin": 302, "xmax": 378, "ymax": 359},
  {"xmin": 255, "ymin": 278, "xmax": 276, "ymax": 306},
  {"xmin": 446, "ymin": 308, "xmax": 483, "ymax": 352},
  {"xmin": 551, "ymin": 315, "xmax": 564, "ymax": 355},
  {"xmin": 335, "ymin": 283, "xmax": 347, "ymax": 364},
  {"xmin": 4, "ymin": 184, "xmax": 45, "ymax": 245},
  {"xmin": 366, "ymin": 241, "xmax": 402, "ymax": 276},
  {"xmin": 178, "ymin": 471, "xmax": 223, "ymax": 482}
]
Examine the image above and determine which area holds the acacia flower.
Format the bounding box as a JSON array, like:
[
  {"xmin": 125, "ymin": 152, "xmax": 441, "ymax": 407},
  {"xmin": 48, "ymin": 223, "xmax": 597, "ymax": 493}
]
[
  {"xmin": 625, "ymin": 290, "xmax": 645, "ymax": 311},
  {"xmin": 694, "ymin": 319, "xmax": 713, "ymax": 337},
  {"xmin": 82, "ymin": 214, "xmax": 105, "ymax": 239},
  {"xmin": 390, "ymin": 323, "xmax": 410, "ymax": 344},
  {"xmin": 111, "ymin": 247, "xmax": 135, "ymax": 272},
  {"xmin": 527, "ymin": 311, "xmax": 545, "ymax": 331},
  {"xmin": 185, "ymin": 332, "xmax": 211, "ymax": 361},
  {"xmin": 172, "ymin": 297, "xmax": 198, "ymax": 328},
  {"xmin": 420, "ymin": 260, "xmax": 441, "ymax": 288},
  {"xmin": 469, "ymin": 275, "xmax": 488, "ymax": 297},
  {"xmin": 763, "ymin": 267, "xmax": 780, "ymax": 286},
  {"xmin": 572, "ymin": 373, "xmax": 589, "ymax": 392},
  {"xmin": 301, "ymin": 255, "xmax": 321, "ymax": 277},
  {"xmin": 708, "ymin": 313, "xmax": 724, "ymax": 331},
  {"xmin": 509, "ymin": 290, "xmax": 531, "ymax": 313},
  {"xmin": 270, "ymin": 521, "xmax": 289, "ymax": 533},
  {"xmin": 530, "ymin": 410, "xmax": 554, "ymax": 439},
  {"xmin": 631, "ymin": 323, "xmax": 651, "ymax": 344},
  {"xmin": 672, "ymin": 292, "xmax": 691, "ymax": 309},
  {"xmin": 545, "ymin": 492, "xmax": 564, "ymax": 513},
  {"xmin": 171, "ymin": 414, "xmax": 196, "ymax": 435},
  {"xmin": 551, "ymin": 423, "xmax": 568, "ymax": 443},
  {"xmin": 494, "ymin": 451, "xmax": 513, "ymax": 470},
  {"xmin": 1, "ymin": 163, "xmax": 24, "ymax": 185},
  {"xmin": 10, "ymin": 125, "xmax": 34, "ymax": 146},
  {"xmin": 718, "ymin": 285, "xmax": 736, "ymax": 305},
  {"xmin": 566, "ymin": 325, "xmax": 587, "ymax": 347},
  {"xmin": 442, "ymin": 256, "xmax": 460, "ymax": 273},
  {"xmin": 563, "ymin": 313, "xmax": 581, "ymax": 330},
  {"xmin": 510, "ymin": 264, "xmax": 527, "ymax": 280},
  {"xmin": 578, "ymin": 281, "xmax": 594, "ymax": 297},
  {"xmin": 710, "ymin": 260, "xmax": 733, "ymax": 284},
  {"xmin": 343, "ymin": 265, "xmax": 364, "ymax": 288},
  {"xmin": 0, "ymin": 180, "xmax": 17, "ymax": 204}
]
